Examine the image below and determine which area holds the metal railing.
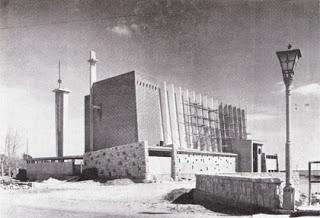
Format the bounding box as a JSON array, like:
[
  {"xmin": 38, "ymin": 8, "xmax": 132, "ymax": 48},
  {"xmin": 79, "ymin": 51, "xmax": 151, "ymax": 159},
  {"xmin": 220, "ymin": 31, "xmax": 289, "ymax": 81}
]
[{"xmin": 308, "ymin": 161, "xmax": 320, "ymax": 205}]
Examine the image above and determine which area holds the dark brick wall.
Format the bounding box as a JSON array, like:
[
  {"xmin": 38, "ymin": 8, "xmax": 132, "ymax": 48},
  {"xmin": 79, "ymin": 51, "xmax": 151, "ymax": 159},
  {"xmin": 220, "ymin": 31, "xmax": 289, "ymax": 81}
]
[
  {"xmin": 85, "ymin": 71, "xmax": 138, "ymax": 151},
  {"xmin": 135, "ymin": 74, "xmax": 162, "ymax": 146},
  {"xmin": 84, "ymin": 95, "xmax": 90, "ymax": 152}
]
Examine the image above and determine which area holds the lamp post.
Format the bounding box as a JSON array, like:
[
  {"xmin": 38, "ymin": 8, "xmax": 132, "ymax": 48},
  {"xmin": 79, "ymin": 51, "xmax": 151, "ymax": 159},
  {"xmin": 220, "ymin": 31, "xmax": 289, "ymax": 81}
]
[{"xmin": 276, "ymin": 46, "xmax": 302, "ymax": 210}]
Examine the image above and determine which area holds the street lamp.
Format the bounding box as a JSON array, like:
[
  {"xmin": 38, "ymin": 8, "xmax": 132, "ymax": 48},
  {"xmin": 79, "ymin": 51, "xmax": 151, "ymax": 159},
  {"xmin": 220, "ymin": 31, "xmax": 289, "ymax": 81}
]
[{"xmin": 276, "ymin": 46, "xmax": 302, "ymax": 210}]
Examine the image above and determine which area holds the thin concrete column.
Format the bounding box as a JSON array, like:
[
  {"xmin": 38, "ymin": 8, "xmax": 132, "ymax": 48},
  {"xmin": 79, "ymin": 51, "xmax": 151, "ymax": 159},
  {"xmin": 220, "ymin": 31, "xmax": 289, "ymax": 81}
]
[
  {"xmin": 228, "ymin": 105, "xmax": 234, "ymax": 138},
  {"xmin": 159, "ymin": 81, "xmax": 172, "ymax": 145},
  {"xmin": 158, "ymin": 86, "xmax": 164, "ymax": 143},
  {"xmin": 183, "ymin": 90, "xmax": 192, "ymax": 149},
  {"xmin": 224, "ymin": 104, "xmax": 229, "ymax": 139},
  {"xmin": 212, "ymin": 100, "xmax": 222, "ymax": 152},
  {"xmin": 203, "ymin": 96, "xmax": 211, "ymax": 152},
  {"xmin": 196, "ymin": 93, "xmax": 204, "ymax": 151},
  {"xmin": 190, "ymin": 91, "xmax": 199, "ymax": 150},
  {"xmin": 218, "ymin": 103, "xmax": 225, "ymax": 145},
  {"xmin": 53, "ymin": 89, "xmax": 70, "ymax": 157},
  {"xmin": 237, "ymin": 108, "xmax": 243, "ymax": 139},
  {"xmin": 168, "ymin": 84, "xmax": 179, "ymax": 146},
  {"xmin": 241, "ymin": 109, "xmax": 247, "ymax": 139},
  {"xmin": 233, "ymin": 107, "xmax": 239, "ymax": 139},
  {"xmin": 176, "ymin": 87, "xmax": 186, "ymax": 149},
  {"xmin": 88, "ymin": 50, "xmax": 98, "ymax": 152}
]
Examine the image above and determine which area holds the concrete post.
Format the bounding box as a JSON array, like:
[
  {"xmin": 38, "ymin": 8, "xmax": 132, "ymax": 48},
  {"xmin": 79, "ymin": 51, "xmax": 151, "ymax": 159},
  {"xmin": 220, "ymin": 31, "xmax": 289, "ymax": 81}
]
[
  {"xmin": 88, "ymin": 50, "xmax": 98, "ymax": 152},
  {"xmin": 52, "ymin": 88, "xmax": 70, "ymax": 157},
  {"xmin": 191, "ymin": 91, "xmax": 199, "ymax": 150},
  {"xmin": 184, "ymin": 89, "xmax": 192, "ymax": 149},
  {"xmin": 168, "ymin": 84, "xmax": 179, "ymax": 146},
  {"xmin": 176, "ymin": 87, "xmax": 186, "ymax": 149},
  {"xmin": 171, "ymin": 144, "xmax": 177, "ymax": 181},
  {"xmin": 203, "ymin": 96, "xmax": 211, "ymax": 152},
  {"xmin": 160, "ymin": 81, "xmax": 172, "ymax": 145}
]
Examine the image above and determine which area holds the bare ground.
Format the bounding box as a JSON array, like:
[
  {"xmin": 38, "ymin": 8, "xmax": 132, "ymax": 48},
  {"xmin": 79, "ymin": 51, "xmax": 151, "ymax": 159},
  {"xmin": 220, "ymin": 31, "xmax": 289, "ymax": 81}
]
[{"xmin": 0, "ymin": 178, "xmax": 288, "ymax": 218}]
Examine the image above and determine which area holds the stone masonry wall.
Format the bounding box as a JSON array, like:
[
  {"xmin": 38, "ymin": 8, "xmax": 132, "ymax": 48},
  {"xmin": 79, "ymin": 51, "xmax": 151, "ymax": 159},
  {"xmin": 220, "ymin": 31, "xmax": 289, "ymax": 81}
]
[
  {"xmin": 83, "ymin": 141, "xmax": 149, "ymax": 180},
  {"xmin": 176, "ymin": 150, "xmax": 237, "ymax": 179},
  {"xmin": 194, "ymin": 173, "xmax": 299, "ymax": 211}
]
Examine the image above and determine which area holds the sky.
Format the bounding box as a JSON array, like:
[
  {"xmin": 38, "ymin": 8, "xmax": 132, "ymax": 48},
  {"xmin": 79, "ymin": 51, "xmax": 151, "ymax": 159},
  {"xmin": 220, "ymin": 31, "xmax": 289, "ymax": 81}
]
[{"xmin": 0, "ymin": 0, "xmax": 319, "ymax": 169}]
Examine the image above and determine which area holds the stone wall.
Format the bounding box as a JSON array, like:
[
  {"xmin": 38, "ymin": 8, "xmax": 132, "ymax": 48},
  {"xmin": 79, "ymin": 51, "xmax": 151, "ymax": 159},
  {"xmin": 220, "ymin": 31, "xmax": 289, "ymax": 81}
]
[
  {"xmin": 26, "ymin": 162, "xmax": 75, "ymax": 181},
  {"xmin": 175, "ymin": 150, "xmax": 237, "ymax": 179},
  {"xmin": 83, "ymin": 141, "xmax": 149, "ymax": 180},
  {"xmin": 194, "ymin": 173, "xmax": 300, "ymax": 211}
]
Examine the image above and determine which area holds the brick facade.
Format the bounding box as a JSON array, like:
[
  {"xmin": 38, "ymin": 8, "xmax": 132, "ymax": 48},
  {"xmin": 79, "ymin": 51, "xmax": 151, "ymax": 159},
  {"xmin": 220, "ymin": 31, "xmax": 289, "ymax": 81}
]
[
  {"xmin": 85, "ymin": 72, "xmax": 138, "ymax": 152},
  {"xmin": 85, "ymin": 71, "xmax": 163, "ymax": 152}
]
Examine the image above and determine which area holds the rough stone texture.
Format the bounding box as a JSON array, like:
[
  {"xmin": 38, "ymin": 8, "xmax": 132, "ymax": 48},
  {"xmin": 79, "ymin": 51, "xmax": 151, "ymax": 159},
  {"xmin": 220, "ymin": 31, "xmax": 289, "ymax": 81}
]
[
  {"xmin": 175, "ymin": 150, "xmax": 237, "ymax": 179},
  {"xmin": 238, "ymin": 172, "xmax": 300, "ymax": 204},
  {"xmin": 26, "ymin": 162, "xmax": 74, "ymax": 180},
  {"xmin": 83, "ymin": 141, "xmax": 149, "ymax": 180},
  {"xmin": 194, "ymin": 172, "xmax": 300, "ymax": 211}
]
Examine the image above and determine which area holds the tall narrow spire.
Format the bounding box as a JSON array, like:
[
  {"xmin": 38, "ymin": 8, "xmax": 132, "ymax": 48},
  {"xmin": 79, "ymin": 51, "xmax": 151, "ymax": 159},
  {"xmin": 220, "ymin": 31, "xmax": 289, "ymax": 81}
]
[
  {"xmin": 58, "ymin": 60, "xmax": 62, "ymax": 88},
  {"xmin": 53, "ymin": 60, "xmax": 71, "ymax": 157}
]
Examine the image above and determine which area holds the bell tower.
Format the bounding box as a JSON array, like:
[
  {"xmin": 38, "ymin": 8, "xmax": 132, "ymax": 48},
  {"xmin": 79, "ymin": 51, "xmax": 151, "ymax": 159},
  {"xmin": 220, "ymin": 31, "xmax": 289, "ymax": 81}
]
[{"xmin": 52, "ymin": 61, "xmax": 70, "ymax": 157}]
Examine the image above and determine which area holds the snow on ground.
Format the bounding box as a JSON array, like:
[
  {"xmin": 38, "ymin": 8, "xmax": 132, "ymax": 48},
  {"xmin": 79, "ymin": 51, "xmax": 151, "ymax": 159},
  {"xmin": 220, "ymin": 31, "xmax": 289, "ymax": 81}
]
[
  {"xmin": 0, "ymin": 177, "xmax": 318, "ymax": 217},
  {"xmin": 0, "ymin": 178, "xmax": 224, "ymax": 218}
]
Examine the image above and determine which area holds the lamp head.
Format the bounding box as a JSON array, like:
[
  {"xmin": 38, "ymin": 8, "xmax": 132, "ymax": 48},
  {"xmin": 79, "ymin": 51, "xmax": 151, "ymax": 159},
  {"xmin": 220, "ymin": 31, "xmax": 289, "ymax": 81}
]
[{"xmin": 276, "ymin": 47, "xmax": 302, "ymax": 86}]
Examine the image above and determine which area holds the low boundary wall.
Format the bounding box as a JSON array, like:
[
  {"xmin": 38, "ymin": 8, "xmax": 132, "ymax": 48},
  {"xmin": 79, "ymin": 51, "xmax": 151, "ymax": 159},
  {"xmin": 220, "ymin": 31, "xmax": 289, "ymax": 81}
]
[
  {"xmin": 26, "ymin": 162, "xmax": 75, "ymax": 180},
  {"xmin": 83, "ymin": 141, "xmax": 149, "ymax": 180},
  {"xmin": 175, "ymin": 150, "xmax": 237, "ymax": 180},
  {"xmin": 194, "ymin": 173, "xmax": 299, "ymax": 211}
]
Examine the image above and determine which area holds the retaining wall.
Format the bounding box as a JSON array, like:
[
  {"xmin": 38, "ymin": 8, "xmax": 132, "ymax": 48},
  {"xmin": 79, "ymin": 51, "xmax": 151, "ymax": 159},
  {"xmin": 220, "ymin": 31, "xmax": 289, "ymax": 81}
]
[
  {"xmin": 83, "ymin": 141, "xmax": 149, "ymax": 180},
  {"xmin": 194, "ymin": 173, "xmax": 300, "ymax": 211}
]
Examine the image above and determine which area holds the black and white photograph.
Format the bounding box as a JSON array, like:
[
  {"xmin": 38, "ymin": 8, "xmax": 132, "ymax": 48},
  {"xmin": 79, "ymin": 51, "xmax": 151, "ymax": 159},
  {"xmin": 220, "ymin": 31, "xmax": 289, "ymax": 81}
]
[{"xmin": 0, "ymin": 0, "xmax": 320, "ymax": 217}]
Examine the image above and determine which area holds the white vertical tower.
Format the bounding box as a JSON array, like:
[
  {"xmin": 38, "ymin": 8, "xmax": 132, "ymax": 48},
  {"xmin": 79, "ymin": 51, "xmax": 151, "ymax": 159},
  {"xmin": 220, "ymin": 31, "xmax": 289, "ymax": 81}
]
[
  {"xmin": 88, "ymin": 51, "xmax": 98, "ymax": 151},
  {"xmin": 52, "ymin": 61, "xmax": 70, "ymax": 157}
]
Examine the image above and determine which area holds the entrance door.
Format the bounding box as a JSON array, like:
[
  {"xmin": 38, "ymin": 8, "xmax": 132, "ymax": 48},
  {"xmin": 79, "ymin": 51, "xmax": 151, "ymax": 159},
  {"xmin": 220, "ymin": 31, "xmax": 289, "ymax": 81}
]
[{"xmin": 253, "ymin": 143, "xmax": 262, "ymax": 172}]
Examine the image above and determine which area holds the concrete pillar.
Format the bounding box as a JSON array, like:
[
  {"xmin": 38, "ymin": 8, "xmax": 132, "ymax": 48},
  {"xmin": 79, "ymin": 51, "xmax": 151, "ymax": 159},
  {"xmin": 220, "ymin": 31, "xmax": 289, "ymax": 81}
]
[
  {"xmin": 196, "ymin": 93, "xmax": 204, "ymax": 151},
  {"xmin": 212, "ymin": 100, "xmax": 222, "ymax": 152},
  {"xmin": 176, "ymin": 87, "xmax": 186, "ymax": 149},
  {"xmin": 233, "ymin": 107, "xmax": 239, "ymax": 139},
  {"xmin": 202, "ymin": 96, "xmax": 211, "ymax": 152},
  {"xmin": 52, "ymin": 88, "xmax": 70, "ymax": 157},
  {"xmin": 190, "ymin": 91, "xmax": 199, "ymax": 150},
  {"xmin": 88, "ymin": 50, "xmax": 98, "ymax": 152},
  {"xmin": 183, "ymin": 89, "xmax": 192, "ymax": 149},
  {"xmin": 171, "ymin": 144, "xmax": 177, "ymax": 181},
  {"xmin": 158, "ymin": 86, "xmax": 164, "ymax": 143},
  {"xmin": 168, "ymin": 84, "xmax": 179, "ymax": 146},
  {"xmin": 224, "ymin": 104, "xmax": 229, "ymax": 139},
  {"xmin": 218, "ymin": 103, "xmax": 226, "ymax": 145},
  {"xmin": 159, "ymin": 81, "xmax": 172, "ymax": 145},
  {"xmin": 241, "ymin": 109, "xmax": 247, "ymax": 139},
  {"xmin": 228, "ymin": 105, "xmax": 234, "ymax": 138},
  {"xmin": 237, "ymin": 108, "xmax": 243, "ymax": 139}
]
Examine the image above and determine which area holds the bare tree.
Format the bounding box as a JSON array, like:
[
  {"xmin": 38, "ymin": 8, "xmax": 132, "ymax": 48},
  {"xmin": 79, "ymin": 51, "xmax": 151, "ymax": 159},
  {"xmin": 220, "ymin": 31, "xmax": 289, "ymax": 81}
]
[{"xmin": 2, "ymin": 128, "xmax": 23, "ymax": 177}]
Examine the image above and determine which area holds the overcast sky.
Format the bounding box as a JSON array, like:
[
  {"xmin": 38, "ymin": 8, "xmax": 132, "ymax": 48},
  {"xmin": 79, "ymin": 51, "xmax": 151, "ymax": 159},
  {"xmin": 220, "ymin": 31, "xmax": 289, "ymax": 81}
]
[{"xmin": 0, "ymin": 0, "xmax": 319, "ymax": 169}]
